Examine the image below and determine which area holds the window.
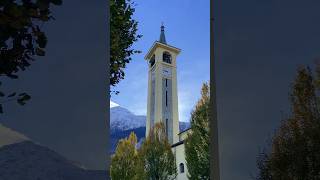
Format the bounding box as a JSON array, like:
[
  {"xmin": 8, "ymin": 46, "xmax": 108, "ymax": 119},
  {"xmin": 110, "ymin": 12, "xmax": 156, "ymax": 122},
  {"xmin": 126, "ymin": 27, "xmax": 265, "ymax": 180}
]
[
  {"xmin": 166, "ymin": 91, "xmax": 168, "ymax": 106},
  {"xmin": 166, "ymin": 118, "xmax": 168, "ymax": 136},
  {"xmin": 179, "ymin": 163, "xmax": 184, "ymax": 173},
  {"xmin": 150, "ymin": 55, "xmax": 155, "ymax": 67},
  {"xmin": 163, "ymin": 51, "xmax": 172, "ymax": 64},
  {"xmin": 165, "ymin": 79, "xmax": 167, "ymax": 87}
]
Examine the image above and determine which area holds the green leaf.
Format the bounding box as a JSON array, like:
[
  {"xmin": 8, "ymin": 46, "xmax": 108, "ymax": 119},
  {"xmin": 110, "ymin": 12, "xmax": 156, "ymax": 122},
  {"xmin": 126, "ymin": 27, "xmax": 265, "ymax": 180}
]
[
  {"xmin": 19, "ymin": 93, "xmax": 27, "ymax": 96},
  {"xmin": 36, "ymin": 33, "xmax": 47, "ymax": 48},
  {"xmin": 17, "ymin": 94, "xmax": 31, "ymax": 106},
  {"xmin": 23, "ymin": 94, "xmax": 31, "ymax": 101},
  {"xmin": 17, "ymin": 99, "xmax": 26, "ymax": 106},
  {"xmin": 50, "ymin": 0, "xmax": 62, "ymax": 5},
  {"xmin": 7, "ymin": 92, "xmax": 16, "ymax": 97},
  {"xmin": 28, "ymin": 9, "xmax": 38, "ymax": 17},
  {"xmin": 35, "ymin": 47, "xmax": 45, "ymax": 56},
  {"xmin": 37, "ymin": 1, "xmax": 50, "ymax": 11},
  {"xmin": 7, "ymin": 74, "xmax": 18, "ymax": 79}
]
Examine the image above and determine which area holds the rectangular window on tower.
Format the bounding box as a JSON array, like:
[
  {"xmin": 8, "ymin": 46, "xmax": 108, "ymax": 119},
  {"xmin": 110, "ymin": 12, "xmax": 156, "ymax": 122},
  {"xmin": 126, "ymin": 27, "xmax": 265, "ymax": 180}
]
[
  {"xmin": 166, "ymin": 79, "xmax": 168, "ymax": 87},
  {"xmin": 166, "ymin": 91, "xmax": 168, "ymax": 107},
  {"xmin": 166, "ymin": 118, "xmax": 168, "ymax": 136}
]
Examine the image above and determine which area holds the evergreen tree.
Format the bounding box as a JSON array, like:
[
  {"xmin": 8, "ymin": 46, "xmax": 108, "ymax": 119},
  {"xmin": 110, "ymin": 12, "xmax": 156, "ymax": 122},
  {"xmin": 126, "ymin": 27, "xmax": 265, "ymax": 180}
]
[
  {"xmin": 138, "ymin": 122, "xmax": 177, "ymax": 180},
  {"xmin": 256, "ymin": 66, "xmax": 320, "ymax": 179},
  {"xmin": 185, "ymin": 83, "xmax": 210, "ymax": 179},
  {"xmin": 110, "ymin": 132, "xmax": 139, "ymax": 180}
]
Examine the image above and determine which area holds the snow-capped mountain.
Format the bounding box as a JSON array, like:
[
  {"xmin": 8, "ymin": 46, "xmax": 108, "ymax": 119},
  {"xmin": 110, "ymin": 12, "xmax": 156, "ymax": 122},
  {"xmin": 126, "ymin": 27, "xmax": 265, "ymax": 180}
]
[
  {"xmin": 110, "ymin": 103, "xmax": 190, "ymax": 132},
  {"xmin": 110, "ymin": 106, "xmax": 146, "ymax": 132},
  {"xmin": 110, "ymin": 101, "xmax": 190, "ymax": 132}
]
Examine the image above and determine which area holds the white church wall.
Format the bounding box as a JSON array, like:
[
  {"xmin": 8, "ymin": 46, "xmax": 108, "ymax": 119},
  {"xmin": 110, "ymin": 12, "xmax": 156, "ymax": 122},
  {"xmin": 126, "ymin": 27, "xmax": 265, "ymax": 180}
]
[{"xmin": 174, "ymin": 143, "xmax": 188, "ymax": 180}]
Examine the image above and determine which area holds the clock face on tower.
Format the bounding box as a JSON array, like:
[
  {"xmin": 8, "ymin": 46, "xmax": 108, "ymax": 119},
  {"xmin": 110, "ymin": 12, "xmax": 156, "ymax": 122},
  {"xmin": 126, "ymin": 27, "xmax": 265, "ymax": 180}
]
[{"xmin": 162, "ymin": 67, "xmax": 172, "ymax": 77}]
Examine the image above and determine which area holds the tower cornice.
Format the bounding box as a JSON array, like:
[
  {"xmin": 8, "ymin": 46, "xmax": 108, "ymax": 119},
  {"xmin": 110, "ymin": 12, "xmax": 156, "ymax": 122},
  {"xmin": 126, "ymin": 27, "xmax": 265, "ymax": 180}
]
[{"xmin": 145, "ymin": 41, "xmax": 181, "ymax": 60}]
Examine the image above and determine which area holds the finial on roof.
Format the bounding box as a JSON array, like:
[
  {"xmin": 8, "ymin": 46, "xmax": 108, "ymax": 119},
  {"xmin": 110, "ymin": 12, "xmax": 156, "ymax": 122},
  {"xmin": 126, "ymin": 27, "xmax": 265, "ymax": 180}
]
[{"xmin": 159, "ymin": 22, "xmax": 167, "ymax": 44}]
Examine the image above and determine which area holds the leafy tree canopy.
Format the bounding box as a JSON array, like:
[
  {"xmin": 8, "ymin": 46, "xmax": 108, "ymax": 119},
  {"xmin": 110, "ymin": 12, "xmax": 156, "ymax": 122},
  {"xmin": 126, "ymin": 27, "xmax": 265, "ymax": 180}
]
[
  {"xmin": 185, "ymin": 82, "xmax": 210, "ymax": 179},
  {"xmin": 0, "ymin": 0, "xmax": 62, "ymax": 113},
  {"xmin": 256, "ymin": 66, "xmax": 320, "ymax": 179},
  {"xmin": 138, "ymin": 123, "xmax": 177, "ymax": 180},
  {"xmin": 110, "ymin": 0, "xmax": 141, "ymax": 94},
  {"xmin": 110, "ymin": 132, "xmax": 139, "ymax": 180}
]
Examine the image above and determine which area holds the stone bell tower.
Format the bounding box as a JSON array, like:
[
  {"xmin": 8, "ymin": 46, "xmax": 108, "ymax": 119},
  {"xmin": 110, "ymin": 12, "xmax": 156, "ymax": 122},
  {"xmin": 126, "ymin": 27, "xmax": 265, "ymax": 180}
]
[{"xmin": 145, "ymin": 24, "xmax": 181, "ymax": 144}]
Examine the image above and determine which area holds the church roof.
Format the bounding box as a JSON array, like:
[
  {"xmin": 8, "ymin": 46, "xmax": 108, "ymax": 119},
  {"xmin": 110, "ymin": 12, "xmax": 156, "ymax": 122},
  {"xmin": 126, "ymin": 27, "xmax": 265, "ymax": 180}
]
[
  {"xmin": 178, "ymin": 127, "xmax": 191, "ymax": 135},
  {"xmin": 171, "ymin": 140, "xmax": 184, "ymax": 148}
]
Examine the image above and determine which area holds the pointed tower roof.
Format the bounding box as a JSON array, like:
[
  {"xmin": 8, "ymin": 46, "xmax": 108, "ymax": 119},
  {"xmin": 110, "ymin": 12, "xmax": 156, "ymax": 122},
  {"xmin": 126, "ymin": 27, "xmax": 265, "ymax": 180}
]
[
  {"xmin": 145, "ymin": 23, "xmax": 181, "ymax": 60},
  {"xmin": 159, "ymin": 23, "xmax": 167, "ymax": 44}
]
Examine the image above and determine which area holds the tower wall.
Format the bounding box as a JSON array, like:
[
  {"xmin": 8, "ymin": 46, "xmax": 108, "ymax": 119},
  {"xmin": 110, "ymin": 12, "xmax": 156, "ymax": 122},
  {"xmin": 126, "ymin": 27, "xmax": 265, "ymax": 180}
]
[
  {"xmin": 145, "ymin": 26, "xmax": 186, "ymax": 179},
  {"xmin": 146, "ymin": 45, "xmax": 180, "ymax": 144}
]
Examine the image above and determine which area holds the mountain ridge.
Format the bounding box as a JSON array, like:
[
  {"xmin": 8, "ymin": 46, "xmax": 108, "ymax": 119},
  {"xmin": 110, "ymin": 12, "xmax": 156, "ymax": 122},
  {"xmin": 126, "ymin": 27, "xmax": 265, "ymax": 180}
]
[
  {"xmin": 0, "ymin": 124, "xmax": 107, "ymax": 180},
  {"xmin": 0, "ymin": 123, "xmax": 29, "ymax": 148},
  {"xmin": 110, "ymin": 105, "xmax": 190, "ymax": 131}
]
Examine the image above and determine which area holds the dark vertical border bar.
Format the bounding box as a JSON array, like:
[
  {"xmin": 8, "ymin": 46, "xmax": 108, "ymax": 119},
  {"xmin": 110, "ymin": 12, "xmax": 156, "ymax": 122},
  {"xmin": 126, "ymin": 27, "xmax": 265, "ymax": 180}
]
[
  {"xmin": 106, "ymin": 0, "xmax": 110, "ymax": 177},
  {"xmin": 210, "ymin": 0, "xmax": 220, "ymax": 179}
]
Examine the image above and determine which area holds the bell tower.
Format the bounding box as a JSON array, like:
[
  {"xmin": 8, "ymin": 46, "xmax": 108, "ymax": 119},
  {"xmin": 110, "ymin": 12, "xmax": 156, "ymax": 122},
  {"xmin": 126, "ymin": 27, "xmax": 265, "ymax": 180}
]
[{"xmin": 145, "ymin": 24, "xmax": 181, "ymax": 144}]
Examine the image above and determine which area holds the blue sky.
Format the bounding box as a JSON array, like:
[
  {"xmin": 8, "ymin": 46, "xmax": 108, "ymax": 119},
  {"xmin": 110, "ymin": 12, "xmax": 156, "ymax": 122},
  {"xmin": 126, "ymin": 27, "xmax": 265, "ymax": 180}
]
[{"xmin": 111, "ymin": 0, "xmax": 210, "ymax": 122}]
